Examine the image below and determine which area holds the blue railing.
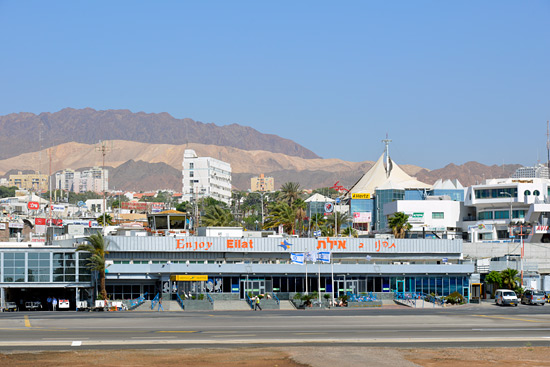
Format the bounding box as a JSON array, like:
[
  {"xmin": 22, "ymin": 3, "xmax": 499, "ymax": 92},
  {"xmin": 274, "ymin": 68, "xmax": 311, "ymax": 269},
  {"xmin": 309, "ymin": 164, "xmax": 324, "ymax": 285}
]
[
  {"xmin": 245, "ymin": 293, "xmax": 254, "ymax": 309},
  {"xmin": 272, "ymin": 293, "xmax": 280, "ymax": 305},
  {"xmin": 150, "ymin": 293, "xmax": 160, "ymax": 310},
  {"xmin": 347, "ymin": 292, "xmax": 378, "ymax": 302},
  {"xmin": 128, "ymin": 292, "xmax": 147, "ymax": 310},
  {"xmin": 206, "ymin": 293, "xmax": 214, "ymax": 304},
  {"xmin": 177, "ymin": 293, "xmax": 185, "ymax": 310},
  {"xmin": 394, "ymin": 291, "xmax": 445, "ymax": 308}
]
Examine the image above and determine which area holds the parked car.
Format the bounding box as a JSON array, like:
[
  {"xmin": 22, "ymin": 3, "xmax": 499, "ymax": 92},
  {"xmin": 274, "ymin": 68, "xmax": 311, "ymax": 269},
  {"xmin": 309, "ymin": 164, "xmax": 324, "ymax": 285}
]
[
  {"xmin": 3, "ymin": 302, "xmax": 18, "ymax": 312},
  {"xmin": 495, "ymin": 289, "xmax": 519, "ymax": 306},
  {"xmin": 25, "ymin": 301, "xmax": 43, "ymax": 311},
  {"xmin": 521, "ymin": 290, "xmax": 545, "ymax": 305}
]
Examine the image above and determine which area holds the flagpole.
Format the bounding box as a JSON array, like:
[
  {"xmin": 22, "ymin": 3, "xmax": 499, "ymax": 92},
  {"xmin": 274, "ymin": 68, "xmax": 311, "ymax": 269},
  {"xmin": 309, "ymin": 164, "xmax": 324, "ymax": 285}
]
[
  {"xmin": 318, "ymin": 260, "xmax": 321, "ymax": 305},
  {"xmin": 331, "ymin": 259, "xmax": 334, "ymax": 306},
  {"xmin": 305, "ymin": 259, "xmax": 308, "ymax": 295}
]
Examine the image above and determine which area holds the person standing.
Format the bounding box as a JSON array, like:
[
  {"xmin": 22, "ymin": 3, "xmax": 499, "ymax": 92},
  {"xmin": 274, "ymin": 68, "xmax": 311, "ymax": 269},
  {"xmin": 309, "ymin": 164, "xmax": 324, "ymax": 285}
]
[
  {"xmin": 52, "ymin": 297, "xmax": 57, "ymax": 311},
  {"xmin": 255, "ymin": 296, "xmax": 262, "ymax": 311},
  {"xmin": 157, "ymin": 298, "xmax": 164, "ymax": 312}
]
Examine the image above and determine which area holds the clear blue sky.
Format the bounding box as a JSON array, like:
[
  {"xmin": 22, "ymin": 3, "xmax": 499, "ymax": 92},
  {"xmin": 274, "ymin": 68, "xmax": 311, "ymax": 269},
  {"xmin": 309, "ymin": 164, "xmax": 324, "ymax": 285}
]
[{"xmin": 1, "ymin": 1, "xmax": 548, "ymax": 169}]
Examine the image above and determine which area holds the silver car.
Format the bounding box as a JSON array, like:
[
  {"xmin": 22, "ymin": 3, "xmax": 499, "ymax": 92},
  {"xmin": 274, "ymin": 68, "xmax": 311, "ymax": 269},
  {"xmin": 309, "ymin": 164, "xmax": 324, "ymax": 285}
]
[{"xmin": 521, "ymin": 290, "xmax": 545, "ymax": 305}]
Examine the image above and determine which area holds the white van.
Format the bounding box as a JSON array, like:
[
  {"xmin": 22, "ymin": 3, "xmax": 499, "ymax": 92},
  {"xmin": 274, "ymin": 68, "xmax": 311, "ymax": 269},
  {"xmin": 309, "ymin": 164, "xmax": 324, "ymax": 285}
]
[{"xmin": 495, "ymin": 289, "xmax": 519, "ymax": 306}]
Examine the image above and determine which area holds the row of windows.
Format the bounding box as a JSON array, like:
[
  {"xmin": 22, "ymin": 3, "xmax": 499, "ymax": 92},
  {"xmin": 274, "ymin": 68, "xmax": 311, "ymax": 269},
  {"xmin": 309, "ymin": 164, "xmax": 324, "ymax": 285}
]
[
  {"xmin": 474, "ymin": 188, "xmax": 517, "ymax": 199},
  {"xmin": 478, "ymin": 210, "xmax": 526, "ymax": 220},
  {"xmin": 2, "ymin": 252, "xmax": 91, "ymax": 283}
]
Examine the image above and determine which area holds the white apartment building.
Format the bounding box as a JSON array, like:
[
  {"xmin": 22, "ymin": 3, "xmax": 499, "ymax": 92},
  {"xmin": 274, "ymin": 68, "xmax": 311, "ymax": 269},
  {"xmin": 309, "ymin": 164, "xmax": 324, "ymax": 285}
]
[
  {"xmin": 384, "ymin": 197, "xmax": 465, "ymax": 239},
  {"xmin": 182, "ymin": 149, "xmax": 232, "ymax": 205},
  {"xmin": 464, "ymin": 177, "xmax": 550, "ymax": 242},
  {"xmin": 55, "ymin": 167, "xmax": 108, "ymax": 194},
  {"xmin": 512, "ymin": 163, "xmax": 549, "ymax": 179}
]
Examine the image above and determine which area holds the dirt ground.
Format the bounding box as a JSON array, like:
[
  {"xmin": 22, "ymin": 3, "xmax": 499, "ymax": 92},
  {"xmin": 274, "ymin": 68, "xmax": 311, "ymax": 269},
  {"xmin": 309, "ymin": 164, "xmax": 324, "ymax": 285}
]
[{"xmin": 1, "ymin": 346, "xmax": 550, "ymax": 367}]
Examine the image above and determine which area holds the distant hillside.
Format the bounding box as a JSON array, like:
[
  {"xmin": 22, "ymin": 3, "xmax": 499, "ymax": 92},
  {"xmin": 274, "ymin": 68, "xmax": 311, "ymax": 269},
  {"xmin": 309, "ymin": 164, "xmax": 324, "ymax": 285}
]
[
  {"xmin": 415, "ymin": 162, "xmax": 522, "ymax": 186},
  {"xmin": 0, "ymin": 108, "xmax": 320, "ymax": 160},
  {"xmin": 0, "ymin": 140, "xmax": 525, "ymax": 192}
]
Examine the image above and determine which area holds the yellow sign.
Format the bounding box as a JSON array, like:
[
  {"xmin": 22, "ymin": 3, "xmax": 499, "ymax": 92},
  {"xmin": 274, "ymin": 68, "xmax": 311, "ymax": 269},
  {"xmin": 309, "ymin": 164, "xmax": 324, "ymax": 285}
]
[
  {"xmin": 352, "ymin": 193, "xmax": 371, "ymax": 200},
  {"xmin": 170, "ymin": 275, "xmax": 208, "ymax": 282}
]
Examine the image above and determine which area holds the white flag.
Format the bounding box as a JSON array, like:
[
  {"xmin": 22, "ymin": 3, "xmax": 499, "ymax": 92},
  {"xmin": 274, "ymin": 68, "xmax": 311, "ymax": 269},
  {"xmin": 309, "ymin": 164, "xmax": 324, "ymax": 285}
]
[
  {"xmin": 305, "ymin": 251, "xmax": 317, "ymax": 263},
  {"xmin": 317, "ymin": 251, "xmax": 331, "ymax": 263},
  {"xmin": 290, "ymin": 253, "xmax": 304, "ymax": 265}
]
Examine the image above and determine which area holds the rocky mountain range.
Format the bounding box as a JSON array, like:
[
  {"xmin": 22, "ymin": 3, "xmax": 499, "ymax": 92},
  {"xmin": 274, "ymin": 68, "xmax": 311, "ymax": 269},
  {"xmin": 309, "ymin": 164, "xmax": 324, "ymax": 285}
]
[
  {"xmin": 0, "ymin": 108, "xmax": 523, "ymax": 192},
  {"xmin": 0, "ymin": 108, "xmax": 318, "ymax": 160}
]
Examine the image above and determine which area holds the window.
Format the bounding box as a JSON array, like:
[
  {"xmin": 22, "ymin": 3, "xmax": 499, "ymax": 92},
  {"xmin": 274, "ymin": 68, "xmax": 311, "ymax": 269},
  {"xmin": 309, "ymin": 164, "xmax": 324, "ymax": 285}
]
[
  {"xmin": 189, "ymin": 171, "xmax": 194, "ymax": 177},
  {"xmin": 524, "ymin": 190, "xmax": 531, "ymax": 196},
  {"xmin": 3, "ymin": 253, "xmax": 25, "ymax": 282},
  {"xmin": 53, "ymin": 253, "xmax": 76, "ymax": 282},
  {"xmin": 478, "ymin": 211, "xmax": 493, "ymax": 220},
  {"xmin": 28, "ymin": 252, "xmax": 50, "ymax": 282},
  {"xmin": 189, "ymin": 163, "xmax": 194, "ymax": 169},
  {"xmin": 494, "ymin": 210, "xmax": 509, "ymax": 219},
  {"xmin": 432, "ymin": 212, "xmax": 444, "ymax": 219},
  {"xmin": 534, "ymin": 190, "xmax": 540, "ymax": 196}
]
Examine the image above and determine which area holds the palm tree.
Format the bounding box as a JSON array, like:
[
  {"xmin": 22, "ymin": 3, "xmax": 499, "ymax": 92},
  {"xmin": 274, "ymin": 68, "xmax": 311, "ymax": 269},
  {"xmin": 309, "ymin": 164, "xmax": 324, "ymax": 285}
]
[
  {"xmin": 97, "ymin": 213, "xmax": 113, "ymax": 226},
  {"xmin": 200, "ymin": 205, "xmax": 236, "ymax": 227},
  {"xmin": 326, "ymin": 211, "xmax": 350, "ymax": 235},
  {"xmin": 388, "ymin": 212, "xmax": 412, "ymax": 239},
  {"xmin": 341, "ymin": 226, "xmax": 357, "ymax": 237},
  {"xmin": 263, "ymin": 202, "xmax": 297, "ymax": 234},
  {"xmin": 501, "ymin": 268, "xmax": 520, "ymax": 290},
  {"xmin": 76, "ymin": 233, "xmax": 109, "ymax": 300},
  {"xmin": 280, "ymin": 182, "xmax": 301, "ymax": 206}
]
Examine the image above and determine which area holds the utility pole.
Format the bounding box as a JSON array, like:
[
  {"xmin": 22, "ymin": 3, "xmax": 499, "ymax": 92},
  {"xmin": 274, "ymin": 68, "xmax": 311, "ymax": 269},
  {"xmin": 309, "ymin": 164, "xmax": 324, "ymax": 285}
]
[
  {"xmin": 546, "ymin": 121, "xmax": 549, "ymax": 177},
  {"xmin": 96, "ymin": 141, "xmax": 111, "ymax": 230}
]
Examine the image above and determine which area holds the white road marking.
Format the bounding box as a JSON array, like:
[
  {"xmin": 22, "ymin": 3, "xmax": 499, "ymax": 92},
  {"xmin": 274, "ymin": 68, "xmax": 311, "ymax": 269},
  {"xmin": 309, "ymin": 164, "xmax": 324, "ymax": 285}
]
[{"xmin": 71, "ymin": 341, "xmax": 82, "ymax": 347}]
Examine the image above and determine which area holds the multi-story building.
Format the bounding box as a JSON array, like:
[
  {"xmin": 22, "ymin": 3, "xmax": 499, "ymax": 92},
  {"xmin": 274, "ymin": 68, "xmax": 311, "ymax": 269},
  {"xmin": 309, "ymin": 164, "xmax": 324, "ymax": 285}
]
[
  {"xmin": 9, "ymin": 172, "xmax": 48, "ymax": 191},
  {"xmin": 251, "ymin": 174, "xmax": 274, "ymax": 192},
  {"xmin": 55, "ymin": 169, "xmax": 80, "ymax": 192},
  {"xmin": 463, "ymin": 177, "xmax": 550, "ymax": 242},
  {"xmin": 182, "ymin": 149, "xmax": 232, "ymax": 205},
  {"xmin": 512, "ymin": 164, "xmax": 549, "ymax": 179},
  {"xmin": 55, "ymin": 167, "xmax": 108, "ymax": 194}
]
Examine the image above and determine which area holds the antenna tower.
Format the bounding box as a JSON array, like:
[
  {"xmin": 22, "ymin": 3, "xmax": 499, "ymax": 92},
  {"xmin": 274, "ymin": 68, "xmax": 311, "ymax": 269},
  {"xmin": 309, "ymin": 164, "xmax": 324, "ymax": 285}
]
[{"xmin": 96, "ymin": 141, "xmax": 112, "ymax": 228}]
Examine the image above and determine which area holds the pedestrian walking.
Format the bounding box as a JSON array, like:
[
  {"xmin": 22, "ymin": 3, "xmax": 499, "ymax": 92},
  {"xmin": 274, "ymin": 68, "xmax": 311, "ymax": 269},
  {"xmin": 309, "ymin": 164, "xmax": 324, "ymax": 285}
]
[
  {"xmin": 254, "ymin": 296, "xmax": 262, "ymax": 311},
  {"xmin": 157, "ymin": 298, "xmax": 164, "ymax": 311}
]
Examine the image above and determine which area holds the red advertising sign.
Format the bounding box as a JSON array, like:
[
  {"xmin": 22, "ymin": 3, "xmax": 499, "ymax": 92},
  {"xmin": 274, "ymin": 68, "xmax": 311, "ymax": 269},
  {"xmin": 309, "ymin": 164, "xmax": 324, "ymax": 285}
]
[
  {"xmin": 35, "ymin": 218, "xmax": 46, "ymax": 225},
  {"xmin": 28, "ymin": 201, "xmax": 40, "ymax": 210}
]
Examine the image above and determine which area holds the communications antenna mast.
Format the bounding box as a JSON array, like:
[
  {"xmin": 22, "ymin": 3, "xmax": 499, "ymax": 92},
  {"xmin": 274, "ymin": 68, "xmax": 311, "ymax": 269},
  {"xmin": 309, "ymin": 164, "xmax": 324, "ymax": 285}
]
[{"xmin": 96, "ymin": 141, "xmax": 112, "ymax": 229}]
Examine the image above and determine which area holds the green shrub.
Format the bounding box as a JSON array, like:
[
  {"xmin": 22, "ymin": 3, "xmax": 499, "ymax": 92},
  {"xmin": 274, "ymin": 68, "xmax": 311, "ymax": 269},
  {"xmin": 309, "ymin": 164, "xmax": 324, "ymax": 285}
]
[
  {"xmin": 198, "ymin": 294, "xmax": 204, "ymax": 300},
  {"xmin": 293, "ymin": 293, "xmax": 303, "ymax": 300},
  {"xmin": 444, "ymin": 291, "xmax": 465, "ymax": 305},
  {"xmin": 323, "ymin": 293, "xmax": 331, "ymax": 300}
]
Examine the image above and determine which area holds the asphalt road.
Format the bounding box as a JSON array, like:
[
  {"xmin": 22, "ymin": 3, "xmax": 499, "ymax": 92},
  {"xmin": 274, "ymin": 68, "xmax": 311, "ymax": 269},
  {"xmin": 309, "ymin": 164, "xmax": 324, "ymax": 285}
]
[{"xmin": 1, "ymin": 302, "xmax": 550, "ymax": 351}]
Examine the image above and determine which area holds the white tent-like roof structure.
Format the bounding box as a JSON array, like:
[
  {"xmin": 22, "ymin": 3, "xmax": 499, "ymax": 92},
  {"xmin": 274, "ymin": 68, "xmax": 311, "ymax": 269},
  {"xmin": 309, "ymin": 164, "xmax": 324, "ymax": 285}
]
[
  {"xmin": 346, "ymin": 153, "xmax": 431, "ymax": 197},
  {"xmin": 305, "ymin": 193, "xmax": 334, "ymax": 203}
]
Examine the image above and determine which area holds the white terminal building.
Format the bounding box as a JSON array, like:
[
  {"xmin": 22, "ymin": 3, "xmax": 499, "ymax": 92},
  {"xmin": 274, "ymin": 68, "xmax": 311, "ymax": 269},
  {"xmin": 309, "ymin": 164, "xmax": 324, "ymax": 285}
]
[{"xmin": 182, "ymin": 149, "xmax": 232, "ymax": 205}]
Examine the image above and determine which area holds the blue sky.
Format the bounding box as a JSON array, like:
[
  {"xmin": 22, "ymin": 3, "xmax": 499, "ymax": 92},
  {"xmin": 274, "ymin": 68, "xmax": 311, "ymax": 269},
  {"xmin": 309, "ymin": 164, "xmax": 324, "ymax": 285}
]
[{"xmin": 0, "ymin": 1, "xmax": 548, "ymax": 169}]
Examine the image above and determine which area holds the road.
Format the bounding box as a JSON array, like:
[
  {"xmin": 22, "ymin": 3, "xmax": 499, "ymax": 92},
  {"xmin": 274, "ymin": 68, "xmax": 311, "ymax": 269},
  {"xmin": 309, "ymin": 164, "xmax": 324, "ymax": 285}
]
[{"xmin": 1, "ymin": 302, "xmax": 550, "ymax": 351}]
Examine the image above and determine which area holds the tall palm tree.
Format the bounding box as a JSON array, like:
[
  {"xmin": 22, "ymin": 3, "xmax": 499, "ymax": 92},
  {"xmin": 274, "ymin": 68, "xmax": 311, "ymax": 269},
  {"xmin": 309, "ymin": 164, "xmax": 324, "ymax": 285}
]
[
  {"xmin": 200, "ymin": 205, "xmax": 236, "ymax": 227},
  {"xmin": 76, "ymin": 233, "xmax": 109, "ymax": 300},
  {"xmin": 501, "ymin": 268, "xmax": 520, "ymax": 290},
  {"xmin": 388, "ymin": 212, "xmax": 412, "ymax": 239},
  {"xmin": 263, "ymin": 202, "xmax": 296, "ymax": 234},
  {"xmin": 280, "ymin": 182, "xmax": 301, "ymax": 206}
]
